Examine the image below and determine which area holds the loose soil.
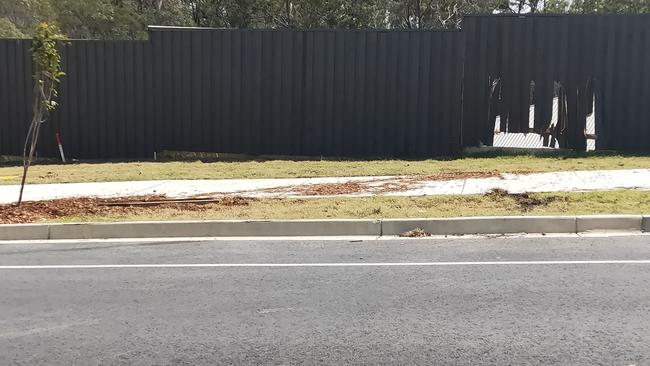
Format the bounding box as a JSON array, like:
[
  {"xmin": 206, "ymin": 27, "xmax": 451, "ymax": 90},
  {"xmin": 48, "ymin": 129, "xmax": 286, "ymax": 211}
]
[
  {"xmin": 262, "ymin": 171, "xmax": 502, "ymax": 196},
  {"xmin": 485, "ymin": 188, "xmax": 565, "ymax": 211},
  {"xmin": 0, "ymin": 195, "xmax": 252, "ymax": 224},
  {"xmin": 399, "ymin": 228, "xmax": 432, "ymax": 238}
]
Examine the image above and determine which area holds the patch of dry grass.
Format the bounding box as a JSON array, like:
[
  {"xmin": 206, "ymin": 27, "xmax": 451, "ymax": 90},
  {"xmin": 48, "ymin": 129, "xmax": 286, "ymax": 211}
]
[
  {"xmin": 0, "ymin": 152, "xmax": 648, "ymax": 185},
  {"xmin": 49, "ymin": 190, "xmax": 650, "ymax": 223}
]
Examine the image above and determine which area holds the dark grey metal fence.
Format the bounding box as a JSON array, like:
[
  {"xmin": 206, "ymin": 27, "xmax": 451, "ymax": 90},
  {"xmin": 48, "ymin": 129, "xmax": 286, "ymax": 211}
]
[
  {"xmin": 0, "ymin": 29, "xmax": 465, "ymax": 159},
  {"xmin": 1, "ymin": 15, "xmax": 649, "ymax": 159},
  {"xmin": 0, "ymin": 39, "xmax": 33, "ymax": 157},
  {"xmin": 150, "ymin": 28, "xmax": 464, "ymax": 158}
]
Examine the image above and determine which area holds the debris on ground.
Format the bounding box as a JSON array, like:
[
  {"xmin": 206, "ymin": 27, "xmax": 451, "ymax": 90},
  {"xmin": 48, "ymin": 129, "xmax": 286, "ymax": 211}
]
[
  {"xmin": 38, "ymin": 171, "xmax": 57, "ymax": 180},
  {"xmin": 261, "ymin": 171, "xmax": 503, "ymax": 196},
  {"xmin": 296, "ymin": 181, "xmax": 369, "ymax": 196},
  {"xmin": 484, "ymin": 188, "xmax": 511, "ymax": 198},
  {"xmin": 102, "ymin": 196, "xmax": 251, "ymax": 207},
  {"xmin": 400, "ymin": 228, "xmax": 432, "ymax": 238},
  {"xmin": 484, "ymin": 188, "xmax": 562, "ymax": 211},
  {"xmin": 416, "ymin": 171, "xmax": 502, "ymax": 181},
  {"xmin": 0, "ymin": 195, "xmax": 252, "ymax": 224}
]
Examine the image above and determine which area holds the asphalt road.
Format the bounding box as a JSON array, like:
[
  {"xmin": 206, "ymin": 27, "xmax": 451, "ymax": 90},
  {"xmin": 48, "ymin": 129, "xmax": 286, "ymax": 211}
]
[{"xmin": 1, "ymin": 235, "xmax": 649, "ymax": 365}]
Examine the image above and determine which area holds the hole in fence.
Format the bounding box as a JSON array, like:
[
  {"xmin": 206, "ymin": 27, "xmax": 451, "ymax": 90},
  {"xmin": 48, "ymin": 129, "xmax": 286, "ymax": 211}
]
[{"xmin": 491, "ymin": 80, "xmax": 596, "ymax": 151}]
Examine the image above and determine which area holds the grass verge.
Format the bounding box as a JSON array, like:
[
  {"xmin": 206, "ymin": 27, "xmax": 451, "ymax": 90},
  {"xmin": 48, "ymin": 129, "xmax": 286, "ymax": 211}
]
[
  {"xmin": 0, "ymin": 152, "xmax": 649, "ymax": 185},
  {"xmin": 17, "ymin": 190, "xmax": 647, "ymax": 224}
]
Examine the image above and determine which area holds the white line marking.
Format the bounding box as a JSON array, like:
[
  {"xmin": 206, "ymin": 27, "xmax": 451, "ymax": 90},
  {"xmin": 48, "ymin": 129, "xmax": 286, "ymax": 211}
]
[
  {"xmin": 1, "ymin": 232, "xmax": 648, "ymax": 245},
  {"xmin": 1, "ymin": 260, "xmax": 650, "ymax": 269}
]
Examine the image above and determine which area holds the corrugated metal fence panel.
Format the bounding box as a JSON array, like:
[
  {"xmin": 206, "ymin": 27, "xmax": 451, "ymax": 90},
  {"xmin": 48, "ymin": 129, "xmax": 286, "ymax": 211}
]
[
  {"xmin": 463, "ymin": 14, "xmax": 650, "ymax": 152},
  {"xmin": 601, "ymin": 14, "xmax": 650, "ymax": 152},
  {"xmin": 34, "ymin": 40, "xmax": 152, "ymax": 159},
  {"xmin": 0, "ymin": 39, "xmax": 32, "ymax": 157},
  {"xmin": 149, "ymin": 29, "xmax": 464, "ymax": 158},
  {"xmin": 0, "ymin": 30, "xmax": 463, "ymax": 159}
]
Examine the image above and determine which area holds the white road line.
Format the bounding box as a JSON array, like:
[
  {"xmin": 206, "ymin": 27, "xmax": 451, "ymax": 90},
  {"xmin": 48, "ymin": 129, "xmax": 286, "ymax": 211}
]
[
  {"xmin": 1, "ymin": 232, "xmax": 647, "ymax": 245},
  {"xmin": 1, "ymin": 260, "xmax": 650, "ymax": 269}
]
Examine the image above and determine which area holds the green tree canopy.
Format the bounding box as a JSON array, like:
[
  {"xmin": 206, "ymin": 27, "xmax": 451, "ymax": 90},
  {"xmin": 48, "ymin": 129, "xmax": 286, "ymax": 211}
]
[
  {"xmin": 1, "ymin": 0, "xmax": 648, "ymax": 39},
  {"xmin": 0, "ymin": 17, "xmax": 27, "ymax": 37},
  {"xmin": 546, "ymin": 0, "xmax": 650, "ymax": 13}
]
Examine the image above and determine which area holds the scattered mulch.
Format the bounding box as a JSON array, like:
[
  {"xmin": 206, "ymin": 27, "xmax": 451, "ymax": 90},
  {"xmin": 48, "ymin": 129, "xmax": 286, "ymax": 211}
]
[
  {"xmin": 263, "ymin": 171, "xmax": 504, "ymax": 197},
  {"xmin": 400, "ymin": 228, "xmax": 432, "ymax": 238},
  {"xmin": 259, "ymin": 179, "xmax": 389, "ymax": 196},
  {"xmin": 415, "ymin": 171, "xmax": 503, "ymax": 181},
  {"xmin": 292, "ymin": 181, "xmax": 368, "ymax": 196},
  {"xmin": 101, "ymin": 196, "xmax": 251, "ymax": 207},
  {"xmin": 484, "ymin": 188, "xmax": 563, "ymax": 211},
  {"xmin": 0, "ymin": 195, "xmax": 252, "ymax": 224},
  {"xmin": 294, "ymin": 179, "xmax": 418, "ymax": 196}
]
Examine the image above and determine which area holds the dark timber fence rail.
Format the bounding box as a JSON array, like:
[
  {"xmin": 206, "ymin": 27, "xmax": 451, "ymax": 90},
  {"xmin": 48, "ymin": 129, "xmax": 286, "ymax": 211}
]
[{"xmin": 1, "ymin": 15, "xmax": 649, "ymax": 159}]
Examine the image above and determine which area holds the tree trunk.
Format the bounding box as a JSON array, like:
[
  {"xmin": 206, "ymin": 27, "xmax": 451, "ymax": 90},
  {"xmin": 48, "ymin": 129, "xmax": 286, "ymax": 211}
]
[
  {"xmin": 285, "ymin": 0, "xmax": 291, "ymax": 27},
  {"xmin": 17, "ymin": 83, "xmax": 45, "ymax": 206}
]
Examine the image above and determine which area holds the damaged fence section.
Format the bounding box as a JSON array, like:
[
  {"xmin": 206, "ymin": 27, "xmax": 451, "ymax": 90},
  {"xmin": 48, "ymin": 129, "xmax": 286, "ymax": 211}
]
[
  {"xmin": 463, "ymin": 14, "xmax": 650, "ymax": 152},
  {"xmin": 0, "ymin": 14, "xmax": 649, "ymax": 159}
]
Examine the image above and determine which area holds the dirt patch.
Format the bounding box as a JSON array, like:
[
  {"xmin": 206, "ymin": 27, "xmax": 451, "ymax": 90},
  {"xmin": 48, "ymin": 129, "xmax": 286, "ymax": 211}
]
[
  {"xmin": 38, "ymin": 171, "xmax": 58, "ymax": 180},
  {"xmin": 0, "ymin": 195, "xmax": 252, "ymax": 224},
  {"xmin": 416, "ymin": 171, "xmax": 502, "ymax": 181},
  {"xmin": 484, "ymin": 188, "xmax": 562, "ymax": 211},
  {"xmin": 101, "ymin": 196, "xmax": 251, "ymax": 207},
  {"xmin": 400, "ymin": 228, "xmax": 432, "ymax": 238},
  {"xmin": 263, "ymin": 171, "xmax": 503, "ymax": 196},
  {"xmin": 296, "ymin": 179, "xmax": 419, "ymax": 196},
  {"xmin": 297, "ymin": 181, "xmax": 368, "ymax": 196}
]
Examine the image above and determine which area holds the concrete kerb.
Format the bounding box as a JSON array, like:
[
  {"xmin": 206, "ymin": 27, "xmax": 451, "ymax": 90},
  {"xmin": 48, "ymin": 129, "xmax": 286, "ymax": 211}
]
[
  {"xmin": 0, "ymin": 215, "xmax": 646, "ymax": 241},
  {"xmin": 576, "ymin": 215, "xmax": 643, "ymax": 232},
  {"xmin": 0, "ymin": 224, "xmax": 49, "ymax": 240},
  {"xmin": 381, "ymin": 216, "xmax": 577, "ymax": 236},
  {"xmin": 48, "ymin": 220, "xmax": 382, "ymax": 240}
]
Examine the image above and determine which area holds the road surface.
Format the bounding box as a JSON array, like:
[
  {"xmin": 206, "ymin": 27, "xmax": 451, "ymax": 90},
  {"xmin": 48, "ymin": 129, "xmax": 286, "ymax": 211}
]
[{"xmin": 1, "ymin": 235, "xmax": 649, "ymax": 365}]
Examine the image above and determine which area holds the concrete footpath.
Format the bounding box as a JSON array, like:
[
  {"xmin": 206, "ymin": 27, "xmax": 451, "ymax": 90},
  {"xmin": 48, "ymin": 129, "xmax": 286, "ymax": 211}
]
[{"xmin": 0, "ymin": 168, "xmax": 649, "ymax": 204}]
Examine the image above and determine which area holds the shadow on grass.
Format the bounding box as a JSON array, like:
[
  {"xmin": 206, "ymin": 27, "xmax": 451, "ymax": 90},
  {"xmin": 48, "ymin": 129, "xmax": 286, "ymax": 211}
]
[{"xmin": 1, "ymin": 148, "xmax": 649, "ymax": 167}]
